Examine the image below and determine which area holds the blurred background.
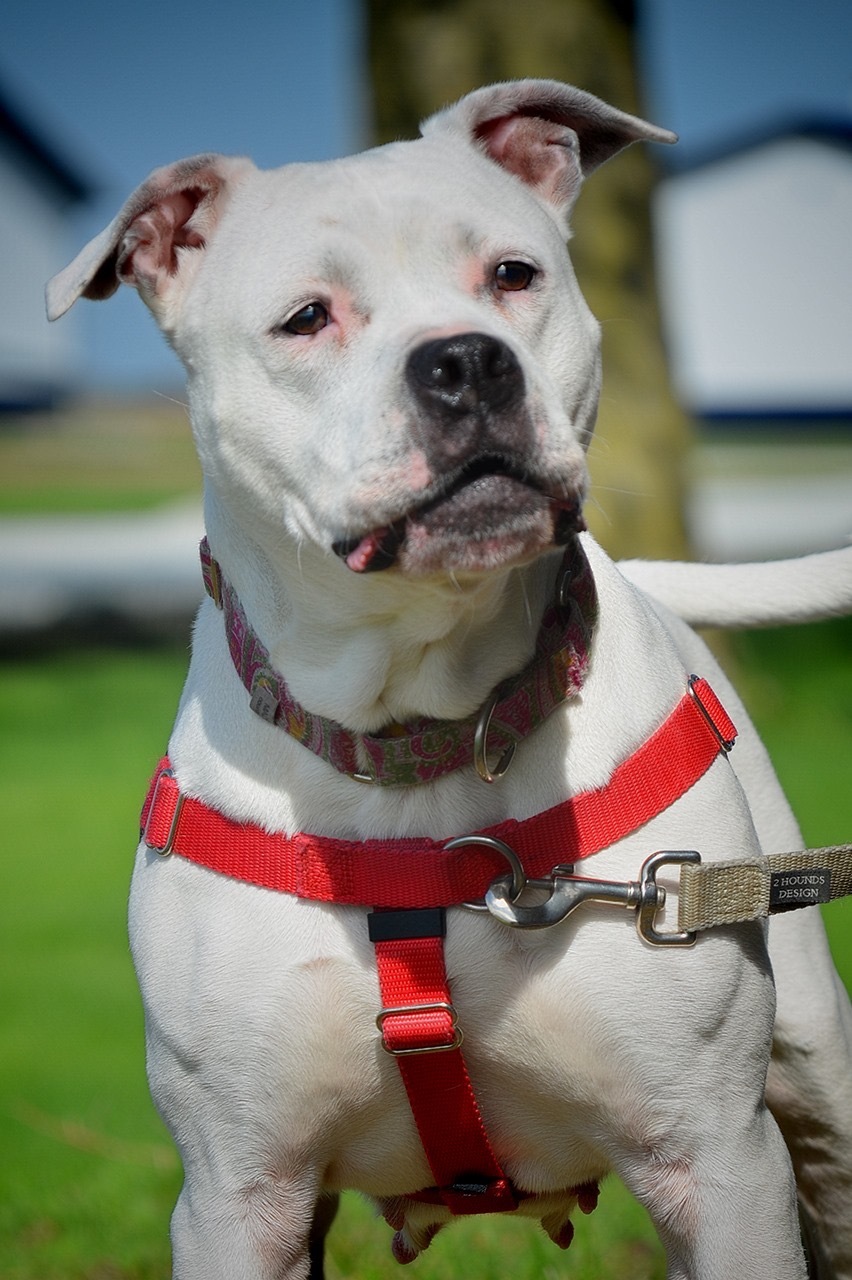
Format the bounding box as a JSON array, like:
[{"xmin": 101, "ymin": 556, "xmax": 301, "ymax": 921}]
[{"xmin": 1, "ymin": 2, "xmax": 850, "ymax": 1277}]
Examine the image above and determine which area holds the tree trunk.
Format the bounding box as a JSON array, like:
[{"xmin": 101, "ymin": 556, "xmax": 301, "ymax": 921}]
[{"xmin": 366, "ymin": 0, "xmax": 691, "ymax": 559}]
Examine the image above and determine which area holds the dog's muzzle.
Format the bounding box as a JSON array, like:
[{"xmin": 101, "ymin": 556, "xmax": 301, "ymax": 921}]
[{"xmin": 332, "ymin": 330, "xmax": 585, "ymax": 575}]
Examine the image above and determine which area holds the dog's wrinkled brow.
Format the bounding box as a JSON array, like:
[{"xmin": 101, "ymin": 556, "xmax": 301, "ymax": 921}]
[{"xmin": 316, "ymin": 251, "xmax": 365, "ymax": 295}]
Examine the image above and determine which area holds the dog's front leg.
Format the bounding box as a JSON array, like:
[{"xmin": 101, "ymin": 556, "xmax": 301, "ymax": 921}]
[
  {"xmin": 713, "ymin": 708, "xmax": 852, "ymax": 1276},
  {"xmin": 602, "ymin": 951, "xmax": 809, "ymax": 1280},
  {"xmin": 619, "ymin": 1109, "xmax": 807, "ymax": 1280},
  {"xmin": 130, "ymin": 853, "xmax": 367, "ymax": 1280},
  {"xmin": 141, "ymin": 996, "xmax": 346, "ymax": 1280},
  {"xmin": 168, "ymin": 1165, "xmax": 325, "ymax": 1280}
]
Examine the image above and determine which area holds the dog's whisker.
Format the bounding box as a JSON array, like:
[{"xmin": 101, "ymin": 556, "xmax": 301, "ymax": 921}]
[
  {"xmin": 589, "ymin": 483, "xmax": 653, "ymax": 499},
  {"xmin": 583, "ymin": 494, "xmax": 612, "ymax": 526},
  {"xmin": 151, "ymin": 389, "xmax": 190, "ymax": 411}
]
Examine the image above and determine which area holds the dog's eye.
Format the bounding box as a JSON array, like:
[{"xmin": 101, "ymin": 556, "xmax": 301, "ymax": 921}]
[
  {"xmin": 494, "ymin": 260, "xmax": 537, "ymax": 292},
  {"xmin": 282, "ymin": 302, "xmax": 330, "ymax": 336}
]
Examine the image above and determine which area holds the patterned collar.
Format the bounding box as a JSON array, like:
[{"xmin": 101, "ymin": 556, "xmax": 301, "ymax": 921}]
[{"xmin": 199, "ymin": 537, "xmax": 597, "ymax": 787}]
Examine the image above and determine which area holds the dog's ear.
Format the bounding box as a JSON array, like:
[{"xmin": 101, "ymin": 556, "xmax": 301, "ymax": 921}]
[
  {"xmin": 421, "ymin": 79, "xmax": 676, "ymax": 220},
  {"xmin": 46, "ymin": 154, "xmax": 254, "ymax": 323}
]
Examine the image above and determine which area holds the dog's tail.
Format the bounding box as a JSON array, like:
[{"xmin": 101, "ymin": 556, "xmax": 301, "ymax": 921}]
[{"xmin": 619, "ymin": 544, "xmax": 852, "ymax": 629}]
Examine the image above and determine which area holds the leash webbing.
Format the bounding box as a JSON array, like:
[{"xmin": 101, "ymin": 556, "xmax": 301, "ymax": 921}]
[{"xmin": 679, "ymin": 845, "xmax": 852, "ymax": 932}]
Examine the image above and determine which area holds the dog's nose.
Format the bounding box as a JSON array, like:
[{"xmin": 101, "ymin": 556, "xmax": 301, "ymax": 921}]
[{"xmin": 406, "ymin": 333, "xmax": 525, "ymax": 417}]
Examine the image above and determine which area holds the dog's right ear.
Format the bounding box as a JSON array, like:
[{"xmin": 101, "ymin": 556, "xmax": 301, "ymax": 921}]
[
  {"xmin": 46, "ymin": 153, "xmax": 254, "ymax": 325},
  {"xmin": 422, "ymin": 79, "xmax": 676, "ymax": 225}
]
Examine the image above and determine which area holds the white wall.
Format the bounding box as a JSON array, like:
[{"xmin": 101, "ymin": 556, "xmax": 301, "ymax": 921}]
[
  {"xmin": 655, "ymin": 137, "xmax": 852, "ymax": 413},
  {"xmin": 0, "ymin": 144, "xmax": 79, "ymax": 401}
]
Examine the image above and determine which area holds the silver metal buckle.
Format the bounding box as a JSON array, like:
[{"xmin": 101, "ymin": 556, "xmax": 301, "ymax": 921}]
[
  {"xmin": 376, "ymin": 1002, "xmax": 464, "ymax": 1056},
  {"xmin": 143, "ymin": 768, "xmax": 185, "ymax": 857},
  {"xmin": 635, "ymin": 850, "xmax": 700, "ymax": 947},
  {"xmin": 688, "ymin": 675, "xmax": 735, "ymax": 753},
  {"xmin": 483, "ymin": 864, "xmax": 645, "ymax": 929}
]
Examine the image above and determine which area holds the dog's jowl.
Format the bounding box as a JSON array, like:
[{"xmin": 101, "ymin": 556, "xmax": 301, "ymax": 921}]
[{"xmin": 49, "ymin": 80, "xmax": 852, "ymax": 1280}]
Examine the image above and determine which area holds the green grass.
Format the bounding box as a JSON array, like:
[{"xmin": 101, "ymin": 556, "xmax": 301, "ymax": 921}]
[
  {"xmin": 0, "ymin": 401, "xmax": 200, "ymax": 514},
  {"xmin": 0, "ymin": 623, "xmax": 849, "ymax": 1278},
  {"xmin": 0, "ymin": 647, "xmax": 187, "ymax": 1279},
  {"xmin": 324, "ymin": 1183, "xmax": 663, "ymax": 1279}
]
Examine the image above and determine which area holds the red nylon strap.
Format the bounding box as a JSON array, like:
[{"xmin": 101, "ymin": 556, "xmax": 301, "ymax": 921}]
[
  {"xmin": 140, "ymin": 677, "xmax": 736, "ymax": 907},
  {"xmin": 139, "ymin": 676, "xmax": 734, "ymax": 1221},
  {"xmin": 371, "ymin": 924, "xmax": 518, "ymax": 1215}
]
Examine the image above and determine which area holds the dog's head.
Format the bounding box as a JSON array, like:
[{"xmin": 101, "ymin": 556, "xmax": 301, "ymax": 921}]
[{"xmin": 48, "ymin": 80, "xmax": 674, "ymax": 581}]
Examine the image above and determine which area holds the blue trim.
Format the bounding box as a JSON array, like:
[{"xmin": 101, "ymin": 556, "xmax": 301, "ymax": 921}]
[
  {"xmin": 698, "ymin": 409, "xmax": 852, "ymax": 432},
  {"xmin": 0, "ymin": 85, "xmax": 93, "ymax": 204},
  {"xmin": 660, "ymin": 116, "xmax": 852, "ymax": 176}
]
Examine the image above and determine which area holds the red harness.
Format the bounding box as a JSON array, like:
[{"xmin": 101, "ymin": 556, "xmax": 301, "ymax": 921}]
[{"xmin": 141, "ymin": 677, "xmax": 735, "ymax": 1220}]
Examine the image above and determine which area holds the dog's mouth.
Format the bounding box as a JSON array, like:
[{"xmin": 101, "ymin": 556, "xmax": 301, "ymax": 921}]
[{"xmin": 332, "ymin": 455, "xmax": 585, "ymax": 575}]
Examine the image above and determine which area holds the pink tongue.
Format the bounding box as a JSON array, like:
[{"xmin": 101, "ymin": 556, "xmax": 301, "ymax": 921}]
[{"xmin": 345, "ymin": 527, "xmax": 392, "ymax": 572}]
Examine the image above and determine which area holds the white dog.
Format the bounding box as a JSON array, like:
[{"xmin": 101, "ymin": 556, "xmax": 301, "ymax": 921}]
[{"xmin": 48, "ymin": 80, "xmax": 852, "ymax": 1280}]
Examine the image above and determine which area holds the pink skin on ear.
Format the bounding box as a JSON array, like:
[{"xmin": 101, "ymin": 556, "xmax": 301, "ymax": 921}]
[
  {"xmin": 117, "ymin": 188, "xmax": 209, "ymax": 294},
  {"xmin": 475, "ymin": 114, "xmax": 582, "ymax": 208}
]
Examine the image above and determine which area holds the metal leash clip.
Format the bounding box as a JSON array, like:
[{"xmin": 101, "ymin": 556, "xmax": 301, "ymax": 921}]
[{"xmin": 459, "ymin": 838, "xmax": 701, "ymax": 947}]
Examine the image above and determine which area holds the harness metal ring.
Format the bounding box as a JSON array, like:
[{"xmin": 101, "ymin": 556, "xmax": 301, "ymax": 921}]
[
  {"xmin": 473, "ymin": 691, "xmax": 516, "ymax": 783},
  {"xmin": 444, "ymin": 834, "xmax": 527, "ymax": 912}
]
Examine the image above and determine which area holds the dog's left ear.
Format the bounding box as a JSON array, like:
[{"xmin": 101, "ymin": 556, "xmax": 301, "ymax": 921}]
[
  {"xmin": 46, "ymin": 153, "xmax": 254, "ymax": 325},
  {"xmin": 421, "ymin": 79, "xmax": 676, "ymax": 221}
]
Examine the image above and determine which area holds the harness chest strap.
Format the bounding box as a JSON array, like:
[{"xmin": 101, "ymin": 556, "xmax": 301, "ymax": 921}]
[
  {"xmin": 359, "ymin": 843, "xmax": 852, "ymax": 1224},
  {"xmin": 140, "ymin": 682, "xmax": 852, "ymax": 1221},
  {"xmin": 368, "ymin": 908, "xmax": 521, "ymax": 1216},
  {"xmin": 140, "ymin": 676, "xmax": 740, "ymax": 1219},
  {"xmin": 140, "ymin": 677, "xmax": 736, "ymax": 905}
]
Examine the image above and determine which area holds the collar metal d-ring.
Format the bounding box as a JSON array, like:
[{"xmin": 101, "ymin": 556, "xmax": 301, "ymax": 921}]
[
  {"xmin": 473, "ymin": 691, "xmax": 516, "ymax": 783},
  {"xmin": 557, "ymin": 563, "xmax": 576, "ymax": 612}
]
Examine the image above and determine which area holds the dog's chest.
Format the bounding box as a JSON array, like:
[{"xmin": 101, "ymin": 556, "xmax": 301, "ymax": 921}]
[
  {"xmin": 327, "ymin": 911, "xmax": 653, "ymax": 1193},
  {"xmin": 133, "ymin": 856, "xmax": 628, "ymax": 1187}
]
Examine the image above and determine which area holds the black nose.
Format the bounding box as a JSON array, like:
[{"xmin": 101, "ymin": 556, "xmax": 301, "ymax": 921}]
[{"xmin": 406, "ymin": 333, "xmax": 525, "ymax": 417}]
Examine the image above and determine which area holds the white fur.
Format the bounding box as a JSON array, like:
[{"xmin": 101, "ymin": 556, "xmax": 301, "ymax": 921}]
[{"xmin": 49, "ymin": 80, "xmax": 851, "ymax": 1280}]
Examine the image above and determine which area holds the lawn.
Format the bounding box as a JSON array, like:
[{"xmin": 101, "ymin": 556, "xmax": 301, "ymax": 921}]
[
  {"xmin": 0, "ymin": 618, "xmax": 849, "ymax": 1280},
  {"xmin": 0, "ymin": 400, "xmax": 199, "ymax": 514}
]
